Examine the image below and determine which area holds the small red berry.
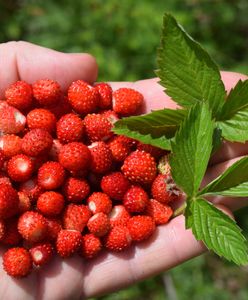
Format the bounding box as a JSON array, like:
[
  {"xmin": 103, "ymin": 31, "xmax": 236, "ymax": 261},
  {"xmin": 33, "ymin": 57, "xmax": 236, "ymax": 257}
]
[
  {"xmin": 137, "ymin": 142, "xmax": 166, "ymax": 160},
  {"xmin": 18, "ymin": 191, "xmax": 32, "ymax": 213},
  {"xmin": 27, "ymin": 108, "xmax": 56, "ymax": 133},
  {"xmin": 49, "ymin": 139, "xmax": 63, "ymax": 161},
  {"xmin": 123, "ymin": 185, "xmax": 149, "ymax": 213},
  {"xmin": 38, "ymin": 161, "xmax": 66, "ymax": 190},
  {"xmin": 0, "ymin": 149, "xmax": 5, "ymax": 169},
  {"xmin": 32, "ymin": 79, "xmax": 61, "ymax": 106},
  {"xmin": 80, "ymin": 233, "xmax": 102, "ymax": 259},
  {"xmin": 19, "ymin": 178, "xmax": 44, "ymax": 202},
  {"xmin": 7, "ymin": 154, "xmax": 34, "ymax": 182},
  {"xmin": 108, "ymin": 136, "xmax": 132, "ymax": 162},
  {"xmin": 104, "ymin": 226, "xmax": 132, "ymax": 252},
  {"xmin": 56, "ymin": 229, "xmax": 82, "ymax": 258},
  {"xmin": 63, "ymin": 204, "xmax": 92, "ymax": 232},
  {"xmin": 88, "ymin": 141, "xmax": 113, "ymax": 174},
  {"xmin": 87, "ymin": 192, "xmax": 112, "ymax": 214},
  {"xmin": 63, "ymin": 177, "xmax": 90, "ymax": 203},
  {"xmin": 0, "ymin": 104, "xmax": 26, "ymax": 134},
  {"xmin": 146, "ymin": 199, "xmax": 173, "ymax": 225},
  {"xmin": 29, "ymin": 243, "xmax": 53, "ymax": 267},
  {"xmin": 0, "ymin": 183, "xmax": 19, "ymax": 219},
  {"xmin": 37, "ymin": 191, "xmax": 65, "ymax": 217},
  {"xmin": 109, "ymin": 205, "xmax": 131, "ymax": 228},
  {"xmin": 127, "ymin": 215, "xmax": 155, "ymax": 242},
  {"xmin": 87, "ymin": 212, "xmax": 110, "ymax": 237},
  {"xmin": 94, "ymin": 82, "xmax": 112, "ymax": 109},
  {"xmin": 0, "ymin": 134, "xmax": 22, "ymax": 158},
  {"xmin": 46, "ymin": 217, "xmax": 62, "ymax": 241}
]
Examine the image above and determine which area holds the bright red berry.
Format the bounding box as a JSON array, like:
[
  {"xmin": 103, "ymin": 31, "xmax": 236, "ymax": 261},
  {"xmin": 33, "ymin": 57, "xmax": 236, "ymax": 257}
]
[
  {"xmin": 87, "ymin": 192, "xmax": 112, "ymax": 214},
  {"xmin": 94, "ymin": 82, "xmax": 112, "ymax": 109},
  {"xmin": 68, "ymin": 80, "xmax": 99, "ymax": 114},
  {"xmin": 58, "ymin": 142, "xmax": 91, "ymax": 172},
  {"xmin": 101, "ymin": 171, "xmax": 130, "ymax": 201},
  {"xmin": 48, "ymin": 95, "xmax": 72, "ymax": 120},
  {"xmin": 127, "ymin": 215, "xmax": 155, "ymax": 242},
  {"xmin": 63, "ymin": 204, "xmax": 91, "ymax": 232},
  {"xmin": 88, "ymin": 141, "xmax": 113, "ymax": 174},
  {"xmin": 146, "ymin": 199, "xmax": 173, "ymax": 225},
  {"xmin": 49, "ymin": 139, "xmax": 63, "ymax": 161},
  {"xmin": 80, "ymin": 233, "xmax": 102, "ymax": 259},
  {"xmin": 0, "ymin": 149, "xmax": 5, "ymax": 169},
  {"xmin": 109, "ymin": 205, "xmax": 131, "ymax": 228},
  {"xmin": 18, "ymin": 191, "xmax": 32, "ymax": 213},
  {"xmin": 112, "ymin": 88, "xmax": 143, "ymax": 116},
  {"xmin": 19, "ymin": 178, "xmax": 44, "ymax": 202},
  {"xmin": 37, "ymin": 191, "xmax": 65, "ymax": 217},
  {"xmin": 0, "ymin": 104, "xmax": 26, "ymax": 134},
  {"xmin": 87, "ymin": 212, "xmax": 110, "ymax": 237},
  {"xmin": 29, "ymin": 243, "xmax": 53, "ymax": 267},
  {"xmin": 0, "ymin": 183, "xmax": 19, "ymax": 219},
  {"xmin": 104, "ymin": 226, "xmax": 132, "ymax": 252},
  {"xmin": 27, "ymin": 108, "xmax": 56, "ymax": 133},
  {"xmin": 5, "ymin": 81, "xmax": 33, "ymax": 111},
  {"xmin": 101, "ymin": 110, "xmax": 119, "ymax": 124},
  {"xmin": 46, "ymin": 217, "xmax": 62, "ymax": 241},
  {"xmin": 56, "ymin": 229, "xmax": 82, "ymax": 258},
  {"xmin": 123, "ymin": 185, "xmax": 149, "ymax": 213},
  {"xmin": 7, "ymin": 154, "xmax": 34, "ymax": 182},
  {"xmin": 38, "ymin": 161, "xmax": 66, "ymax": 190},
  {"xmin": 56, "ymin": 113, "xmax": 84, "ymax": 144},
  {"xmin": 122, "ymin": 150, "xmax": 157, "ymax": 185},
  {"xmin": 3, "ymin": 247, "xmax": 32, "ymax": 277},
  {"xmin": 21, "ymin": 128, "xmax": 53, "ymax": 157},
  {"xmin": 0, "ymin": 134, "xmax": 22, "ymax": 158},
  {"xmin": 108, "ymin": 136, "xmax": 132, "ymax": 162},
  {"xmin": 32, "ymin": 79, "xmax": 61, "ymax": 106},
  {"xmin": 63, "ymin": 177, "xmax": 90, "ymax": 203},
  {"xmin": 137, "ymin": 142, "xmax": 166, "ymax": 160}
]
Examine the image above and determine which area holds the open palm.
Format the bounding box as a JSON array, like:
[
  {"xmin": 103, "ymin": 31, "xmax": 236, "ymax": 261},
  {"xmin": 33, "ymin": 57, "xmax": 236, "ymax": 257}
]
[{"xmin": 0, "ymin": 42, "xmax": 247, "ymax": 300}]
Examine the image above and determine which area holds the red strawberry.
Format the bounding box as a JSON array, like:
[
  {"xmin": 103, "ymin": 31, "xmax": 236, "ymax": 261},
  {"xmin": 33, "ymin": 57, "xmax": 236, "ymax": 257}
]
[
  {"xmin": 63, "ymin": 204, "xmax": 91, "ymax": 232},
  {"xmin": 109, "ymin": 205, "xmax": 131, "ymax": 228},
  {"xmin": 108, "ymin": 136, "xmax": 132, "ymax": 162},
  {"xmin": 123, "ymin": 185, "xmax": 149, "ymax": 213},
  {"xmin": 115, "ymin": 135, "xmax": 137, "ymax": 149},
  {"xmin": 122, "ymin": 150, "xmax": 157, "ymax": 185},
  {"xmin": 21, "ymin": 128, "xmax": 53, "ymax": 157},
  {"xmin": 0, "ymin": 172, "xmax": 11, "ymax": 186},
  {"xmin": 0, "ymin": 183, "xmax": 19, "ymax": 219},
  {"xmin": 38, "ymin": 161, "xmax": 66, "ymax": 190},
  {"xmin": 18, "ymin": 211, "xmax": 48, "ymax": 243},
  {"xmin": 1, "ymin": 218, "xmax": 22, "ymax": 245},
  {"xmin": 146, "ymin": 199, "xmax": 173, "ymax": 225},
  {"xmin": 87, "ymin": 212, "xmax": 110, "ymax": 237},
  {"xmin": 56, "ymin": 229, "xmax": 82, "ymax": 258},
  {"xmin": 112, "ymin": 88, "xmax": 143, "ymax": 116},
  {"xmin": 37, "ymin": 191, "xmax": 65, "ymax": 217},
  {"xmin": 87, "ymin": 192, "xmax": 112, "ymax": 214},
  {"xmin": 84, "ymin": 113, "xmax": 113, "ymax": 142},
  {"xmin": 0, "ymin": 103, "xmax": 26, "ymax": 134},
  {"xmin": 101, "ymin": 110, "xmax": 119, "ymax": 124},
  {"xmin": 94, "ymin": 82, "xmax": 112, "ymax": 109},
  {"xmin": 137, "ymin": 142, "xmax": 166, "ymax": 160},
  {"xmin": 32, "ymin": 79, "xmax": 61, "ymax": 106},
  {"xmin": 88, "ymin": 141, "xmax": 113, "ymax": 174},
  {"xmin": 80, "ymin": 233, "xmax": 102, "ymax": 259},
  {"xmin": 48, "ymin": 95, "xmax": 72, "ymax": 120},
  {"xmin": 19, "ymin": 178, "xmax": 44, "ymax": 202},
  {"xmin": 0, "ymin": 219, "xmax": 5, "ymax": 240},
  {"xmin": 46, "ymin": 217, "xmax": 62, "ymax": 241},
  {"xmin": 49, "ymin": 139, "xmax": 63, "ymax": 161},
  {"xmin": 104, "ymin": 225, "xmax": 132, "ymax": 252},
  {"xmin": 7, "ymin": 154, "xmax": 34, "ymax": 182},
  {"xmin": 68, "ymin": 80, "xmax": 99, "ymax": 114},
  {"xmin": 5, "ymin": 80, "xmax": 33, "ymax": 111},
  {"xmin": 56, "ymin": 113, "xmax": 84, "ymax": 144},
  {"xmin": 127, "ymin": 215, "xmax": 155, "ymax": 242},
  {"xmin": 18, "ymin": 191, "xmax": 32, "ymax": 213},
  {"xmin": 101, "ymin": 171, "xmax": 130, "ymax": 201},
  {"xmin": 151, "ymin": 174, "xmax": 181, "ymax": 204},
  {"xmin": 3, "ymin": 247, "xmax": 32, "ymax": 277},
  {"xmin": 27, "ymin": 108, "xmax": 56, "ymax": 133},
  {"xmin": 29, "ymin": 243, "xmax": 53, "ymax": 267},
  {"xmin": 157, "ymin": 155, "xmax": 171, "ymax": 175},
  {"xmin": 0, "ymin": 134, "xmax": 22, "ymax": 158},
  {"xmin": 0, "ymin": 149, "xmax": 5, "ymax": 169},
  {"xmin": 63, "ymin": 177, "xmax": 90, "ymax": 203},
  {"xmin": 58, "ymin": 142, "xmax": 91, "ymax": 172}
]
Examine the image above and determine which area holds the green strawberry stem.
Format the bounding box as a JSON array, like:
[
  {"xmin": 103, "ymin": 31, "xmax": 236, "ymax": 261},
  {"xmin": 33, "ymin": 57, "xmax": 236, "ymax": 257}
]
[{"xmin": 172, "ymin": 201, "xmax": 187, "ymax": 218}]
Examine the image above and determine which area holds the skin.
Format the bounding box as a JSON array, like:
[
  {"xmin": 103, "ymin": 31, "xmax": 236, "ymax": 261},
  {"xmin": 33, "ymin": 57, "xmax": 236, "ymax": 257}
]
[{"xmin": 0, "ymin": 41, "xmax": 247, "ymax": 300}]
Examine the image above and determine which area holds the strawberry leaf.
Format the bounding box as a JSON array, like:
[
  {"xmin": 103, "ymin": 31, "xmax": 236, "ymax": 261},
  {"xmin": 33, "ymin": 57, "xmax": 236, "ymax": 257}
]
[{"xmin": 214, "ymin": 182, "xmax": 248, "ymax": 197}]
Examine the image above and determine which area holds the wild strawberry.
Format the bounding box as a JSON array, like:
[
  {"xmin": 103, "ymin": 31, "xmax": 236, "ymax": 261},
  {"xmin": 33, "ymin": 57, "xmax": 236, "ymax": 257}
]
[
  {"xmin": 112, "ymin": 88, "xmax": 143, "ymax": 116},
  {"xmin": 101, "ymin": 110, "xmax": 119, "ymax": 124},
  {"xmin": 1, "ymin": 218, "xmax": 22, "ymax": 245},
  {"xmin": 32, "ymin": 79, "xmax": 61, "ymax": 106},
  {"xmin": 68, "ymin": 80, "xmax": 99, "ymax": 114},
  {"xmin": 27, "ymin": 108, "xmax": 56, "ymax": 133},
  {"xmin": 87, "ymin": 212, "xmax": 110, "ymax": 237},
  {"xmin": 58, "ymin": 142, "xmax": 91, "ymax": 172},
  {"xmin": 84, "ymin": 113, "xmax": 113, "ymax": 142},
  {"xmin": 157, "ymin": 155, "xmax": 171, "ymax": 175},
  {"xmin": 151, "ymin": 174, "xmax": 181, "ymax": 204},
  {"xmin": 0, "ymin": 183, "xmax": 19, "ymax": 219},
  {"xmin": 48, "ymin": 95, "xmax": 72, "ymax": 119},
  {"xmin": 0, "ymin": 149, "xmax": 5, "ymax": 169},
  {"xmin": 29, "ymin": 243, "xmax": 53, "ymax": 267},
  {"xmin": 108, "ymin": 136, "xmax": 132, "ymax": 162},
  {"xmin": 63, "ymin": 204, "xmax": 91, "ymax": 232},
  {"xmin": 116, "ymin": 135, "xmax": 137, "ymax": 149},
  {"xmin": 49, "ymin": 139, "xmax": 63, "ymax": 161},
  {"xmin": 21, "ymin": 128, "xmax": 53, "ymax": 157},
  {"xmin": 0, "ymin": 134, "xmax": 22, "ymax": 158},
  {"xmin": 18, "ymin": 191, "xmax": 31, "ymax": 213},
  {"xmin": 109, "ymin": 205, "xmax": 131, "ymax": 228},
  {"xmin": 37, "ymin": 191, "xmax": 65, "ymax": 217},
  {"xmin": 127, "ymin": 215, "xmax": 155, "ymax": 242},
  {"xmin": 46, "ymin": 217, "xmax": 62, "ymax": 241},
  {"xmin": 122, "ymin": 150, "xmax": 157, "ymax": 185},
  {"xmin": 3, "ymin": 247, "xmax": 32, "ymax": 277},
  {"xmin": 0, "ymin": 172, "xmax": 11, "ymax": 186},
  {"xmin": 0, "ymin": 220, "xmax": 5, "ymax": 240},
  {"xmin": 88, "ymin": 141, "xmax": 112, "ymax": 174},
  {"xmin": 0, "ymin": 104, "xmax": 26, "ymax": 134},
  {"xmin": 146, "ymin": 199, "xmax": 173, "ymax": 225},
  {"xmin": 123, "ymin": 185, "xmax": 149, "ymax": 213},
  {"xmin": 56, "ymin": 113, "xmax": 84, "ymax": 144},
  {"xmin": 137, "ymin": 143, "xmax": 166, "ymax": 160},
  {"xmin": 104, "ymin": 226, "xmax": 132, "ymax": 252},
  {"xmin": 19, "ymin": 178, "xmax": 44, "ymax": 201},
  {"xmin": 101, "ymin": 171, "xmax": 130, "ymax": 201},
  {"xmin": 5, "ymin": 80, "xmax": 33, "ymax": 111},
  {"xmin": 94, "ymin": 82, "xmax": 112, "ymax": 109},
  {"xmin": 38, "ymin": 161, "xmax": 66, "ymax": 190},
  {"xmin": 56, "ymin": 229, "xmax": 82, "ymax": 258},
  {"xmin": 18, "ymin": 211, "xmax": 48, "ymax": 243},
  {"xmin": 63, "ymin": 177, "xmax": 90, "ymax": 203},
  {"xmin": 80, "ymin": 233, "xmax": 102, "ymax": 259},
  {"xmin": 7, "ymin": 154, "xmax": 34, "ymax": 182},
  {"xmin": 87, "ymin": 192, "xmax": 112, "ymax": 214}
]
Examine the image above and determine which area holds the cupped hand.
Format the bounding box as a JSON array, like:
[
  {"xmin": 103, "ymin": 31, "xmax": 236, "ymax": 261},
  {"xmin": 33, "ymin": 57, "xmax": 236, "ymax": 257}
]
[{"xmin": 0, "ymin": 42, "xmax": 247, "ymax": 300}]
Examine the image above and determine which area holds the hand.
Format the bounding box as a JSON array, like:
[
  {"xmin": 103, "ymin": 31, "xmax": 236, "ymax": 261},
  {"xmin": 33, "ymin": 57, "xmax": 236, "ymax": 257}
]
[{"xmin": 0, "ymin": 41, "xmax": 247, "ymax": 300}]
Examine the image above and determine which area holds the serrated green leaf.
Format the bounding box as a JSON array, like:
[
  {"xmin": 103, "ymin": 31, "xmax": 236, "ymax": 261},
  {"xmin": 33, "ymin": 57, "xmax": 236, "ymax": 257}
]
[
  {"xmin": 188, "ymin": 198, "xmax": 248, "ymax": 265},
  {"xmin": 170, "ymin": 102, "xmax": 214, "ymax": 196},
  {"xmin": 216, "ymin": 182, "xmax": 248, "ymax": 197},
  {"xmin": 112, "ymin": 108, "xmax": 186, "ymax": 150},
  {"xmin": 199, "ymin": 156, "xmax": 248, "ymax": 196},
  {"xmin": 156, "ymin": 13, "xmax": 226, "ymax": 116},
  {"xmin": 211, "ymin": 127, "xmax": 222, "ymax": 155}
]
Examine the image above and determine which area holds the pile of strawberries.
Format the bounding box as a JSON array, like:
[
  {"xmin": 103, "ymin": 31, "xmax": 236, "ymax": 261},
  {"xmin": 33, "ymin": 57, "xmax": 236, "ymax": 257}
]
[{"xmin": 0, "ymin": 79, "xmax": 180, "ymax": 278}]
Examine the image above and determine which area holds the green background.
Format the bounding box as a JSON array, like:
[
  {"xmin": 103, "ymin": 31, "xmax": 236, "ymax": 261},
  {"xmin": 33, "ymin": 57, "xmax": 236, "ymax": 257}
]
[{"xmin": 1, "ymin": 0, "xmax": 248, "ymax": 299}]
